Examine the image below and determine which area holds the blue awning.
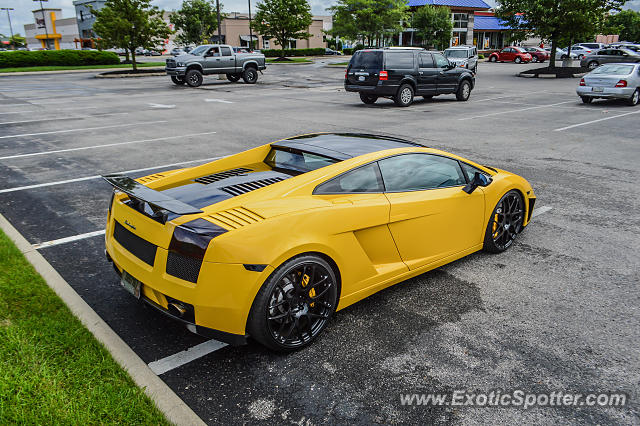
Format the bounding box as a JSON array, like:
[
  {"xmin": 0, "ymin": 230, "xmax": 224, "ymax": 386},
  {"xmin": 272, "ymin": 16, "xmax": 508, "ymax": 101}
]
[{"xmin": 473, "ymin": 15, "xmax": 512, "ymax": 31}]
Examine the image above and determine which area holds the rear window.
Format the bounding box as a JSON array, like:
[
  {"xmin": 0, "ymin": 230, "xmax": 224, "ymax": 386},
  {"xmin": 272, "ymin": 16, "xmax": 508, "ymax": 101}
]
[
  {"xmin": 385, "ymin": 52, "xmax": 414, "ymax": 68},
  {"xmin": 591, "ymin": 64, "xmax": 634, "ymax": 75},
  {"xmin": 350, "ymin": 51, "xmax": 383, "ymax": 69},
  {"xmin": 264, "ymin": 148, "xmax": 338, "ymax": 174}
]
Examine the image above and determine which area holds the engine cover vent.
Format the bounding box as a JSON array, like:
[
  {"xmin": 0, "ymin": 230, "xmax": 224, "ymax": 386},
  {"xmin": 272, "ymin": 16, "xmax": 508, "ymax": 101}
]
[
  {"xmin": 220, "ymin": 177, "xmax": 285, "ymax": 196},
  {"xmin": 194, "ymin": 168, "xmax": 252, "ymax": 185}
]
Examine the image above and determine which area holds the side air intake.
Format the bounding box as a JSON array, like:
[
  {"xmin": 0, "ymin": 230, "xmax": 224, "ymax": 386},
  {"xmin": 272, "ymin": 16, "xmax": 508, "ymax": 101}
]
[
  {"xmin": 194, "ymin": 168, "xmax": 252, "ymax": 184},
  {"xmin": 219, "ymin": 177, "xmax": 285, "ymax": 196}
]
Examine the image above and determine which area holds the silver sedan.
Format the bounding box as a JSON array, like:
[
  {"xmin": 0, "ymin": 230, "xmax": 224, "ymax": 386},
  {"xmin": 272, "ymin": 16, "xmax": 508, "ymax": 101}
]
[{"xmin": 576, "ymin": 63, "xmax": 640, "ymax": 106}]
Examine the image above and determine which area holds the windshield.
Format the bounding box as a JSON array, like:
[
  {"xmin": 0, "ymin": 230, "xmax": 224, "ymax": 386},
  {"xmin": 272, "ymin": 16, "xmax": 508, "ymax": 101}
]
[
  {"xmin": 264, "ymin": 148, "xmax": 338, "ymax": 174},
  {"xmin": 189, "ymin": 45, "xmax": 209, "ymax": 56},
  {"xmin": 591, "ymin": 64, "xmax": 635, "ymax": 75},
  {"xmin": 350, "ymin": 51, "xmax": 383, "ymax": 69},
  {"xmin": 444, "ymin": 50, "xmax": 467, "ymax": 58}
]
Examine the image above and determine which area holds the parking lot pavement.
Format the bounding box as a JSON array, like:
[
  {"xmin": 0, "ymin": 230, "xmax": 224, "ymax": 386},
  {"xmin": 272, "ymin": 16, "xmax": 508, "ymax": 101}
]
[{"xmin": 1, "ymin": 62, "xmax": 639, "ymax": 424}]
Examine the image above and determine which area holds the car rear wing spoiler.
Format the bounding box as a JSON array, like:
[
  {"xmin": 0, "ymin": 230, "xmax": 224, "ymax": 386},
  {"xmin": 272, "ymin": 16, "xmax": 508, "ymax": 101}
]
[{"xmin": 102, "ymin": 174, "xmax": 203, "ymax": 215}]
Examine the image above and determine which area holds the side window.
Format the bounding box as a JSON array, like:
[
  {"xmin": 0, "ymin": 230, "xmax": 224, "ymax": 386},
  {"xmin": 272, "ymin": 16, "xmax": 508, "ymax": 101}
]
[
  {"xmin": 385, "ymin": 52, "xmax": 414, "ymax": 69},
  {"xmin": 419, "ymin": 53, "xmax": 434, "ymax": 68},
  {"xmin": 315, "ymin": 163, "xmax": 383, "ymax": 194},
  {"xmin": 599, "ymin": 50, "xmax": 608, "ymax": 56},
  {"xmin": 207, "ymin": 47, "xmax": 220, "ymax": 57},
  {"xmin": 460, "ymin": 162, "xmax": 488, "ymax": 183},
  {"xmin": 433, "ymin": 53, "xmax": 449, "ymax": 68},
  {"xmin": 378, "ymin": 154, "xmax": 466, "ymax": 192},
  {"xmin": 220, "ymin": 46, "xmax": 232, "ymax": 56}
]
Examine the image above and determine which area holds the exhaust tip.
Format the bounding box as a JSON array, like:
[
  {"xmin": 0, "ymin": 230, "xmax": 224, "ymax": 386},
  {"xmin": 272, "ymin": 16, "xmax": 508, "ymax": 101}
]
[{"xmin": 168, "ymin": 302, "xmax": 187, "ymax": 317}]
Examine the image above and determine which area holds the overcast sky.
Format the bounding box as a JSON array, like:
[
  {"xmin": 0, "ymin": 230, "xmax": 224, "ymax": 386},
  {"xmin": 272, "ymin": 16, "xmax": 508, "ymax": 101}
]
[{"xmin": 2, "ymin": 0, "xmax": 638, "ymax": 40}]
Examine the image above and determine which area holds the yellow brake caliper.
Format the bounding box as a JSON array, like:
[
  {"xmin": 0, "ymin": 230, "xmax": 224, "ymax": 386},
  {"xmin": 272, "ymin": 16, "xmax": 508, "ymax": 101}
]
[
  {"xmin": 301, "ymin": 274, "xmax": 315, "ymax": 307},
  {"xmin": 492, "ymin": 213, "xmax": 499, "ymax": 238}
]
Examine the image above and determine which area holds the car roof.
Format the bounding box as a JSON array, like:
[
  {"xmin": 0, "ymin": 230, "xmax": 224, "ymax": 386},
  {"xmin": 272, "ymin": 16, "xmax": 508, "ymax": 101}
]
[
  {"xmin": 272, "ymin": 133, "xmax": 426, "ymax": 160},
  {"xmin": 445, "ymin": 45, "xmax": 474, "ymax": 49}
]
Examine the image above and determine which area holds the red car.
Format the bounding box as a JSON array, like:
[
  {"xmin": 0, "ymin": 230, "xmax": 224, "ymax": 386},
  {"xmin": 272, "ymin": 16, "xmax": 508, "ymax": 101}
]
[
  {"xmin": 523, "ymin": 47, "xmax": 550, "ymax": 63},
  {"xmin": 488, "ymin": 46, "xmax": 533, "ymax": 63}
]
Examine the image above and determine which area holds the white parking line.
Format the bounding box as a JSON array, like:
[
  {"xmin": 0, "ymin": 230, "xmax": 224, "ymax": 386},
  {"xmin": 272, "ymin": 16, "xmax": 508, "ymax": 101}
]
[
  {"xmin": 205, "ymin": 99, "xmax": 233, "ymax": 104},
  {"xmin": 459, "ymin": 101, "xmax": 575, "ymax": 120},
  {"xmin": 0, "ymin": 120, "xmax": 167, "ymax": 140},
  {"xmin": 0, "ymin": 132, "xmax": 217, "ymax": 161},
  {"xmin": 553, "ymin": 109, "xmax": 640, "ymax": 131},
  {"xmin": 148, "ymin": 340, "xmax": 228, "ymax": 375},
  {"xmin": 0, "ymin": 110, "xmax": 35, "ymax": 115},
  {"xmin": 0, "ymin": 116, "xmax": 85, "ymax": 126},
  {"xmin": 32, "ymin": 230, "xmax": 106, "ymax": 250},
  {"xmin": 532, "ymin": 205, "xmax": 552, "ymax": 218},
  {"xmin": 0, "ymin": 156, "xmax": 221, "ymax": 193}
]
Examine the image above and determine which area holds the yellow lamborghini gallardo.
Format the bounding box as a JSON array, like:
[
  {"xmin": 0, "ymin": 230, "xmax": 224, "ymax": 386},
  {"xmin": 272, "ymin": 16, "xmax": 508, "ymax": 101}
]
[{"xmin": 104, "ymin": 133, "xmax": 536, "ymax": 351}]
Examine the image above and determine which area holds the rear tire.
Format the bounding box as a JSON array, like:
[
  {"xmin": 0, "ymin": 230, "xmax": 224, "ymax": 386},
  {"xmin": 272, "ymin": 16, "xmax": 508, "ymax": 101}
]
[
  {"xmin": 359, "ymin": 93, "xmax": 378, "ymax": 104},
  {"xmin": 588, "ymin": 61, "xmax": 599, "ymax": 70},
  {"xmin": 242, "ymin": 67, "xmax": 258, "ymax": 84},
  {"xmin": 394, "ymin": 83, "xmax": 414, "ymax": 107},
  {"xmin": 531, "ymin": 56, "xmax": 538, "ymax": 63},
  {"xmin": 581, "ymin": 96, "xmax": 593, "ymax": 104},
  {"xmin": 171, "ymin": 76, "xmax": 185, "ymax": 85},
  {"xmin": 247, "ymin": 255, "xmax": 338, "ymax": 352},
  {"xmin": 185, "ymin": 69, "xmax": 203, "ymax": 87},
  {"xmin": 483, "ymin": 190, "xmax": 524, "ymax": 253},
  {"xmin": 627, "ymin": 89, "xmax": 640, "ymax": 106},
  {"xmin": 456, "ymin": 80, "xmax": 471, "ymax": 101},
  {"xmin": 226, "ymin": 73, "xmax": 241, "ymax": 82},
  {"xmin": 515, "ymin": 56, "xmax": 522, "ymax": 64},
  {"xmin": 489, "ymin": 55, "xmax": 497, "ymax": 62}
]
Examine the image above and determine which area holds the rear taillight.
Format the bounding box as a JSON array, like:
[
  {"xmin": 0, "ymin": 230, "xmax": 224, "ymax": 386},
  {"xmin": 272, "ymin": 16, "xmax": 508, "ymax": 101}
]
[
  {"xmin": 579, "ymin": 78, "xmax": 585, "ymax": 86},
  {"xmin": 379, "ymin": 70, "xmax": 388, "ymax": 81},
  {"xmin": 615, "ymin": 80, "xmax": 627, "ymax": 87},
  {"xmin": 169, "ymin": 219, "xmax": 227, "ymax": 260},
  {"xmin": 345, "ymin": 69, "xmax": 348, "ymax": 79}
]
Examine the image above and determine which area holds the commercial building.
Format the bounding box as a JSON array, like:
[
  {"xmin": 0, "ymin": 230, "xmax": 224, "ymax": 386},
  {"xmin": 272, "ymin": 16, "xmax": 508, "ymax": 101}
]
[
  {"xmin": 72, "ymin": 0, "xmax": 106, "ymax": 48},
  {"xmin": 24, "ymin": 8, "xmax": 79, "ymax": 50}
]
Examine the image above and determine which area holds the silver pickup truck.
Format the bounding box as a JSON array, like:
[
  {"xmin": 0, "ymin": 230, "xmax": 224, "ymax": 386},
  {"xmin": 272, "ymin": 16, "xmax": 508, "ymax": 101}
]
[{"xmin": 166, "ymin": 44, "xmax": 267, "ymax": 87}]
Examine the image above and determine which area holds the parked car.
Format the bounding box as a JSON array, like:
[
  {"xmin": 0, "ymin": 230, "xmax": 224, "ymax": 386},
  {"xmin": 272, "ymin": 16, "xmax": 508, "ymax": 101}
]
[
  {"xmin": 568, "ymin": 45, "xmax": 593, "ymax": 58},
  {"xmin": 577, "ymin": 63, "xmax": 640, "ymax": 105},
  {"xmin": 578, "ymin": 42, "xmax": 606, "ymax": 50},
  {"xmin": 523, "ymin": 47, "xmax": 549, "ymax": 63},
  {"xmin": 488, "ymin": 46, "xmax": 533, "ymax": 63},
  {"xmin": 607, "ymin": 43, "xmax": 640, "ymax": 52},
  {"xmin": 443, "ymin": 45, "xmax": 478, "ymax": 72},
  {"xmin": 344, "ymin": 47, "xmax": 475, "ymax": 106},
  {"xmin": 165, "ymin": 44, "xmax": 267, "ymax": 87},
  {"xmin": 171, "ymin": 48, "xmax": 185, "ymax": 56},
  {"xmin": 103, "ymin": 132, "xmax": 536, "ymax": 351},
  {"xmin": 144, "ymin": 49, "xmax": 162, "ymax": 56},
  {"xmin": 325, "ymin": 48, "xmax": 343, "ymax": 55},
  {"xmin": 555, "ymin": 48, "xmax": 579, "ymax": 60},
  {"xmin": 580, "ymin": 48, "xmax": 640, "ymax": 70}
]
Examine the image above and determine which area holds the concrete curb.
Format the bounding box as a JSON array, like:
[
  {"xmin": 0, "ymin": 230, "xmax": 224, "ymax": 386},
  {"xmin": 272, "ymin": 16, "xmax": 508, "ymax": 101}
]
[
  {"xmin": 96, "ymin": 70, "xmax": 166, "ymax": 78},
  {"xmin": 0, "ymin": 213, "xmax": 206, "ymax": 426},
  {"xmin": 0, "ymin": 66, "xmax": 165, "ymax": 77}
]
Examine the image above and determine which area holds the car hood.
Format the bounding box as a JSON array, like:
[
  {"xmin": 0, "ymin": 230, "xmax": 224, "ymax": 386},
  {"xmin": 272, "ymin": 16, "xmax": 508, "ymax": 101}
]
[
  {"xmin": 447, "ymin": 58, "xmax": 468, "ymax": 63},
  {"xmin": 173, "ymin": 53, "xmax": 199, "ymax": 62}
]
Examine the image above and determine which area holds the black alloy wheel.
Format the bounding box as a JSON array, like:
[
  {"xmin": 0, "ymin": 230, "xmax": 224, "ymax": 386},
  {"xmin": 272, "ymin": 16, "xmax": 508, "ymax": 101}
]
[
  {"xmin": 248, "ymin": 255, "xmax": 338, "ymax": 351},
  {"xmin": 359, "ymin": 93, "xmax": 378, "ymax": 104},
  {"xmin": 185, "ymin": 69, "xmax": 203, "ymax": 87},
  {"xmin": 171, "ymin": 76, "xmax": 185, "ymax": 85},
  {"xmin": 226, "ymin": 73, "xmax": 241, "ymax": 82},
  {"xmin": 483, "ymin": 190, "xmax": 524, "ymax": 253},
  {"xmin": 242, "ymin": 67, "xmax": 258, "ymax": 84}
]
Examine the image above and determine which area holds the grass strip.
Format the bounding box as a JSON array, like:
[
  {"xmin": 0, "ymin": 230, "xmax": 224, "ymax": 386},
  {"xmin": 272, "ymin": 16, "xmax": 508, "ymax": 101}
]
[
  {"xmin": 0, "ymin": 229, "xmax": 169, "ymax": 424},
  {"xmin": 266, "ymin": 57, "xmax": 313, "ymax": 63}
]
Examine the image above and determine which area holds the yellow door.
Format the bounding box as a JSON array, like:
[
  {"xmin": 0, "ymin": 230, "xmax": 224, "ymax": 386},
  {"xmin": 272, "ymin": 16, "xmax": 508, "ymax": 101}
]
[{"xmin": 379, "ymin": 153, "xmax": 485, "ymax": 270}]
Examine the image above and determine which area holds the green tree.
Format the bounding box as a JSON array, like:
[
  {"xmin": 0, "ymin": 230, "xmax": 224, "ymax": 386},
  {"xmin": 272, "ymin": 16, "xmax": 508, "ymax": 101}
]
[
  {"xmin": 91, "ymin": 0, "xmax": 172, "ymax": 70},
  {"xmin": 411, "ymin": 5, "xmax": 453, "ymax": 50},
  {"xmin": 252, "ymin": 0, "xmax": 313, "ymax": 58},
  {"xmin": 602, "ymin": 10, "xmax": 640, "ymax": 42},
  {"xmin": 329, "ymin": 0, "xmax": 408, "ymax": 47},
  {"xmin": 496, "ymin": 0, "xmax": 625, "ymax": 68},
  {"xmin": 170, "ymin": 0, "xmax": 224, "ymax": 45}
]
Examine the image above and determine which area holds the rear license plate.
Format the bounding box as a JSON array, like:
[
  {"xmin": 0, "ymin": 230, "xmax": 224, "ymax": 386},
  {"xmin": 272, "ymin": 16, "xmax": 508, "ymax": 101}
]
[
  {"xmin": 592, "ymin": 87, "xmax": 604, "ymax": 92},
  {"xmin": 358, "ymin": 76, "xmax": 365, "ymax": 81},
  {"xmin": 121, "ymin": 271, "xmax": 141, "ymax": 299}
]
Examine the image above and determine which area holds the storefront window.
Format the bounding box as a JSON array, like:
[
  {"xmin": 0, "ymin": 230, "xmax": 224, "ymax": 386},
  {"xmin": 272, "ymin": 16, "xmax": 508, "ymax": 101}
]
[{"xmin": 453, "ymin": 13, "xmax": 468, "ymax": 29}]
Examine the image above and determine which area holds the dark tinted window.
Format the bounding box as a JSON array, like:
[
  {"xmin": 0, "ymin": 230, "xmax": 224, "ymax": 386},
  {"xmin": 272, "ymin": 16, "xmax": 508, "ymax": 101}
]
[
  {"xmin": 460, "ymin": 162, "xmax": 488, "ymax": 182},
  {"xmin": 598, "ymin": 50, "xmax": 609, "ymax": 55},
  {"xmin": 220, "ymin": 46, "xmax": 232, "ymax": 56},
  {"xmin": 433, "ymin": 53, "xmax": 449, "ymax": 68},
  {"xmin": 350, "ymin": 51, "xmax": 383, "ymax": 69},
  {"xmin": 419, "ymin": 53, "xmax": 434, "ymax": 68},
  {"xmin": 265, "ymin": 148, "xmax": 338, "ymax": 173},
  {"xmin": 379, "ymin": 154, "xmax": 466, "ymax": 192},
  {"xmin": 315, "ymin": 163, "xmax": 383, "ymax": 194},
  {"xmin": 385, "ymin": 52, "xmax": 414, "ymax": 68}
]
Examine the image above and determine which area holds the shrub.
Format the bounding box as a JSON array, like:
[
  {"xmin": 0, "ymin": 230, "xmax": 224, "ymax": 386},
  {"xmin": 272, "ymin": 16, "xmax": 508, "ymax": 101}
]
[
  {"xmin": 261, "ymin": 48, "xmax": 326, "ymax": 57},
  {"xmin": 343, "ymin": 44, "xmax": 365, "ymax": 55},
  {"xmin": 478, "ymin": 54, "xmax": 485, "ymax": 59},
  {"xmin": 0, "ymin": 50, "xmax": 120, "ymax": 68}
]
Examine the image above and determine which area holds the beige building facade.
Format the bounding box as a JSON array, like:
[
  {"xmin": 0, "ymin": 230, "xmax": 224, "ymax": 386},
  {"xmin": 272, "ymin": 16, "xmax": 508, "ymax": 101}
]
[{"xmin": 24, "ymin": 8, "xmax": 79, "ymax": 50}]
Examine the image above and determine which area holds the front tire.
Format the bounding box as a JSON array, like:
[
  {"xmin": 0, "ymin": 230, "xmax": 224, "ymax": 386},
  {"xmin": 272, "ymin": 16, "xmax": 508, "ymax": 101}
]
[
  {"xmin": 627, "ymin": 89, "xmax": 640, "ymax": 106},
  {"xmin": 226, "ymin": 73, "xmax": 241, "ymax": 82},
  {"xmin": 483, "ymin": 190, "xmax": 524, "ymax": 253},
  {"xmin": 171, "ymin": 76, "xmax": 185, "ymax": 85},
  {"xmin": 531, "ymin": 56, "xmax": 539, "ymax": 63},
  {"xmin": 394, "ymin": 83, "xmax": 414, "ymax": 107},
  {"xmin": 515, "ymin": 56, "xmax": 522, "ymax": 64},
  {"xmin": 247, "ymin": 255, "xmax": 338, "ymax": 352},
  {"xmin": 489, "ymin": 55, "xmax": 497, "ymax": 62},
  {"xmin": 456, "ymin": 80, "xmax": 471, "ymax": 101},
  {"xmin": 185, "ymin": 69, "xmax": 203, "ymax": 87},
  {"xmin": 242, "ymin": 67, "xmax": 258, "ymax": 84},
  {"xmin": 359, "ymin": 93, "xmax": 378, "ymax": 104},
  {"xmin": 588, "ymin": 61, "xmax": 599, "ymax": 70}
]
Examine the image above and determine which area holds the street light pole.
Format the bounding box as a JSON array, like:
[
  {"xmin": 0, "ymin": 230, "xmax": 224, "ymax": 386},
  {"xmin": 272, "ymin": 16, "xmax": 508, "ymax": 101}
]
[
  {"xmin": 33, "ymin": 0, "xmax": 50, "ymax": 49},
  {"xmin": 0, "ymin": 7, "xmax": 14, "ymax": 49},
  {"xmin": 216, "ymin": 0, "xmax": 221, "ymax": 44},
  {"xmin": 248, "ymin": 0, "xmax": 253, "ymax": 50}
]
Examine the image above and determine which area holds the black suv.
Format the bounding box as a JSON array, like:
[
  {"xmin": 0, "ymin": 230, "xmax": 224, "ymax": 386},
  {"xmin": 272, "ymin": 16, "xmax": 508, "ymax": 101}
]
[{"xmin": 344, "ymin": 48, "xmax": 475, "ymax": 106}]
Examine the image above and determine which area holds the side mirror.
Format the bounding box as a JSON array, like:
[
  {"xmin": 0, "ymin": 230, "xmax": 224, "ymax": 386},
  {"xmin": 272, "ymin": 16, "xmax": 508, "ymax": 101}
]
[
  {"xmin": 447, "ymin": 62, "xmax": 456, "ymax": 69},
  {"xmin": 463, "ymin": 172, "xmax": 491, "ymax": 194}
]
